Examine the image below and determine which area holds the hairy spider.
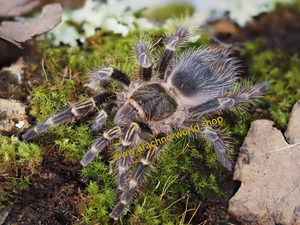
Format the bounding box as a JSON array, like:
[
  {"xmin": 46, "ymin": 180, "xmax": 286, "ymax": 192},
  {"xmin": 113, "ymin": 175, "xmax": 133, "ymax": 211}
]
[{"xmin": 22, "ymin": 24, "xmax": 269, "ymax": 220}]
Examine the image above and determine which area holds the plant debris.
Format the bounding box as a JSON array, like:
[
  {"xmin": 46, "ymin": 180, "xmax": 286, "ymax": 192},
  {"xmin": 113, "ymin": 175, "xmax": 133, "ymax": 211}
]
[
  {"xmin": 228, "ymin": 100, "xmax": 300, "ymax": 224},
  {"xmin": 0, "ymin": 3, "xmax": 63, "ymax": 48}
]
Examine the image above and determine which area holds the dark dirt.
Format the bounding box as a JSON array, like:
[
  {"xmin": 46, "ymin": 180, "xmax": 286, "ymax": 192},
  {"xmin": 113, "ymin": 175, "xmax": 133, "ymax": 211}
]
[{"xmin": 3, "ymin": 145, "xmax": 87, "ymax": 225}]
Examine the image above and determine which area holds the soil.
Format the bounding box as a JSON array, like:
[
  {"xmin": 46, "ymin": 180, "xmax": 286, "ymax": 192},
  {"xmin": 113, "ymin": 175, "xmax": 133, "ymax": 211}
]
[{"xmin": 3, "ymin": 145, "xmax": 88, "ymax": 225}]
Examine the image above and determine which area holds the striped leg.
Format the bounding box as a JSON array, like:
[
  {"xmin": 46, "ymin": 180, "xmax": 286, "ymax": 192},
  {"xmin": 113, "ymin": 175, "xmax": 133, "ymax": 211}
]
[
  {"xmin": 81, "ymin": 126, "xmax": 122, "ymax": 166},
  {"xmin": 91, "ymin": 103, "xmax": 117, "ymax": 133},
  {"xmin": 91, "ymin": 67, "xmax": 131, "ymax": 88},
  {"xmin": 22, "ymin": 92, "xmax": 116, "ymax": 142},
  {"xmin": 110, "ymin": 133, "xmax": 165, "ymax": 220},
  {"xmin": 136, "ymin": 43, "xmax": 153, "ymax": 81},
  {"xmin": 189, "ymin": 81, "xmax": 269, "ymax": 117},
  {"xmin": 117, "ymin": 122, "xmax": 153, "ymax": 193},
  {"xmin": 180, "ymin": 121, "xmax": 232, "ymax": 170},
  {"xmin": 157, "ymin": 26, "xmax": 193, "ymax": 80}
]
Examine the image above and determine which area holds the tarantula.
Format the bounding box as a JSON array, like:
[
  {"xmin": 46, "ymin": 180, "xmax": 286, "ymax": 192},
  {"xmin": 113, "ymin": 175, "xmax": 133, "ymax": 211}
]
[{"xmin": 22, "ymin": 24, "xmax": 269, "ymax": 220}]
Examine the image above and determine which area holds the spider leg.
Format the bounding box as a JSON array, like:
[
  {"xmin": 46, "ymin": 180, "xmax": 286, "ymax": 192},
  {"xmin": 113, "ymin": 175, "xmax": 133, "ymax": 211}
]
[
  {"xmin": 180, "ymin": 121, "xmax": 233, "ymax": 170},
  {"xmin": 189, "ymin": 81, "xmax": 269, "ymax": 117},
  {"xmin": 117, "ymin": 122, "xmax": 153, "ymax": 193},
  {"xmin": 81, "ymin": 125, "xmax": 122, "ymax": 166},
  {"xmin": 91, "ymin": 103, "xmax": 118, "ymax": 133},
  {"xmin": 157, "ymin": 26, "xmax": 193, "ymax": 80},
  {"xmin": 110, "ymin": 133, "xmax": 166, "ymax": 220},
  {"xmin": 136, "ymin": 43, "xmax": 153, "ymax": 81},
  {"xmin": 91, "ymin": 67, "xmax": 131, "ymax": 88},
  {"xmin": 22, "ymin": 92, "xmax": 116, "ymax": 141}
]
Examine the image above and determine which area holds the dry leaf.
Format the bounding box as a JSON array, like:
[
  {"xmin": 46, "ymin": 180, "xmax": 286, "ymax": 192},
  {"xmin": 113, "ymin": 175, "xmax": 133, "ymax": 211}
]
[
  {"xmin": 0, "ymin": 0, "xmax": 84, "ymax": 18},
  {"xmin": 228, "ymin": 100, "xmax": 300, "ymax": 224},
  {"xmin": 0, "ymin": 3, "xmax": 63, "ymax": 48},
  {"xmin": 0, "ymin": 0, "xmax": 42, "ymax": 18}
]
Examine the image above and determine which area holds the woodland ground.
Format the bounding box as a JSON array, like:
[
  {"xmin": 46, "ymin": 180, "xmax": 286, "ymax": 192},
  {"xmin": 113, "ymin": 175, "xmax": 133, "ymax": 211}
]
[{"xmin": 1, "ymin": 1, "xmax": 300, "ymax": 224}]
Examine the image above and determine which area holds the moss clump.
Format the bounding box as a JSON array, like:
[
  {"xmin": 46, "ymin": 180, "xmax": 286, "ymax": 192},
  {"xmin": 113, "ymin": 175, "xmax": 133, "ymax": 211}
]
[
  {"xmin": 52, "ymin": 124, "xmax": 94, "ymax": 162},
  {"xmin": 81, "ymin": 164, "xmax": 116, "ymax": 224},
  {"xmin": 0, "ymin": 135, "xmax": 43, "ymax": 210},
  {"xmin": 29, "ymin": 80, "xmax": 76, "ymax": 122},
  {"xmin": 241, "ymin": 40, "xmax": 300, "ymax": 129}
]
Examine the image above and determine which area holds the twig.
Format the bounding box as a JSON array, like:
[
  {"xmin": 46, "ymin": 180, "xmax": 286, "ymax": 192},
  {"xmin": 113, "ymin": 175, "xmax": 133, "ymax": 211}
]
[
  {"xmin": 41, "ymin": 59, "xmax": 48, "ymax": 82},
  {"xmin": 149, "ymin": 196, "xmax": 185, "ymax": 219},
  {"xmin": 61, "ymin": 66, "xmax": 68, "ymax": 85},
  {"xmin": 187, "ymin": 202, "xmax": 201, "ymax": 225},
  {"xmin": 159, "ymin": 174, "xmax": 180, "ymax": 202},
  {"xmin": 179, "ymin": 197, "xmax": 189, "ymax": 224},
  {"xmin": 199, "ymin": 220, "xmax": 207, "ymax": 225}
]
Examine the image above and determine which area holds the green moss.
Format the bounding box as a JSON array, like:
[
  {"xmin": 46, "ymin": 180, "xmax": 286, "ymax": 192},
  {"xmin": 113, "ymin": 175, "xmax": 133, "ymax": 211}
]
[
  {"xmin": 82, "ymin": 180, "xmax": 116, "ymax": 224},
  {"xmin": 241, "ymin": 39, "xmax": 300, "ymax": 129},
  {"xmin": 53, "ymin": 124, "xmax": 94, "ymax": 162},
  {"xmin": 29, "ymin": 80, "xmax": 76, "ymax": 122},
  {"xmin": 0, "ymin": 135, "xmax": 43, "ymax": 209}
]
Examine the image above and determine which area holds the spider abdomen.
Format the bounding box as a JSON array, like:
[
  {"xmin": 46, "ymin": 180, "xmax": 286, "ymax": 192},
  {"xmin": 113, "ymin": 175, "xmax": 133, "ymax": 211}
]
[{"xmin": 167, "ymin": 48, "xmax": 239, "ymax": 106}]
